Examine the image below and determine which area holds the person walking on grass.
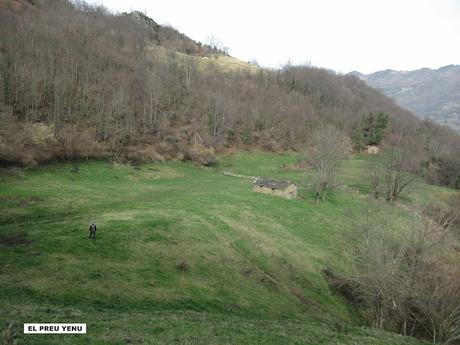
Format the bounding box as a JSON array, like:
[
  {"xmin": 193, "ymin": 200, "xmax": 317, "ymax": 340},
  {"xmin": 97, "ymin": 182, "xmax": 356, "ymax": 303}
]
[{"xmin": 89, "ymin": 220, "xmax": 97, "ymax": 239}]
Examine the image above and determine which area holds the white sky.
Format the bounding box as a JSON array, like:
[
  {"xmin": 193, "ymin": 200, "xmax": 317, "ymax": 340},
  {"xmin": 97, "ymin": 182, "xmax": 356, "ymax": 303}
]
[{"xmin": 90, "ymin": 0, "xmax": 460, "ymax": 74}]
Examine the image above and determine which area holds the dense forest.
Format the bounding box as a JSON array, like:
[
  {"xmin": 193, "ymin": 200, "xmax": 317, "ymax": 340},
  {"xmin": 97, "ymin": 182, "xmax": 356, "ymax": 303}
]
[{"xmin": 0, "ymin": 0, "xmax": 459, "ymax": 188}]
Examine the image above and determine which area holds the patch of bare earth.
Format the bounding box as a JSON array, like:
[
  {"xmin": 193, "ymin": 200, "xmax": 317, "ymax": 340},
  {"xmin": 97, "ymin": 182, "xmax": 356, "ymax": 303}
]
[{"xmin": 0, "ymin": 231, "xmax": 31, "ymax": 246}]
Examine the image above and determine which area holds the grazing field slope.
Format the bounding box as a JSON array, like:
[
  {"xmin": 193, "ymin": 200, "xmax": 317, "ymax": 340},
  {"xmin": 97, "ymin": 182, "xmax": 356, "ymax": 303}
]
[{"xmin": 1, "ymin": 152, "xmax": 453, "ymax": 344}]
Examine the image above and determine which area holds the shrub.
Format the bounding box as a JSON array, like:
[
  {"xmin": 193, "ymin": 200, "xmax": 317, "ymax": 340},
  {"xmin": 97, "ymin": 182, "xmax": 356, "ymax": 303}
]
[
  {"xmin": 55, "ymin": 126, "xmax": 107, "ymax": 161},
  {"xmin": 338, "ymin": 202, "xmax": 460, "ymax": 342},
  {"xmin": 0, "ymin": 119, "xmax": 56, "ymax": 166},
  {"xmin": 183, "ymin": 144, "xmax": 217, "ymax": 166},
  {"xmin": 122, "ymin": 144, "xmax": 165, "ymax": 165}
]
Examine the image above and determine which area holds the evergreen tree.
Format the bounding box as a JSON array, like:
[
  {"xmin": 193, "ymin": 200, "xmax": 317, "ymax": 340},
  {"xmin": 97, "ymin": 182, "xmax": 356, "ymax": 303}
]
[{"xmin": 352, "ymin": 112, "xmax": 389, "ymax": 149}]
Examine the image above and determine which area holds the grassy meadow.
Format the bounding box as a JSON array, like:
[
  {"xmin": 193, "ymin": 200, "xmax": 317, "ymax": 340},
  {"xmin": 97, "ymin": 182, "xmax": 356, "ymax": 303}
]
[
  {"xmin": 1, "ymin": 151, "xmax": 452, "ymax": 344},
  {"xmin": 149, "ymin": 45, "xmax": 260, "ymax": 74}
]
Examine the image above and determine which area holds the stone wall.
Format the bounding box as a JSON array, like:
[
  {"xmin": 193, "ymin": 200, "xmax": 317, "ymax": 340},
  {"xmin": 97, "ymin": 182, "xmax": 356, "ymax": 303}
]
[{"xmin": 252, "ymin": 184, "xmax": 297, "ymax": 199}]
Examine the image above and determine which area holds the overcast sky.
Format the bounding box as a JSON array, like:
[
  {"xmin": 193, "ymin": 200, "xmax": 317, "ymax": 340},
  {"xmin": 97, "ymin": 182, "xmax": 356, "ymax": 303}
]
[{"xmin": 91, "ymin": 0, "xmax": 460, "ymax": 74}]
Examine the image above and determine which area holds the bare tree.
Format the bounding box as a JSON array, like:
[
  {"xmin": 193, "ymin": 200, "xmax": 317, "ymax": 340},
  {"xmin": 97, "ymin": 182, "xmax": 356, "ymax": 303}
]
[
  {"xmin": 370, "ymin": 132, "xmax": 423, "ymax": 203},
  {"xmin": 341, "ymin": 201, "xmax": 460, "ymax": 342},
  {"xmin": 1, "ymin": 0, "xmax": 459, "ymax": 173},
  {"xmin": 306, "ymin": 125, "xmax": 351, "ymax": 203},
  {"xmin": 413, "ymin": 266, "xmax": 460, "ymax": 344},
  {"xmin": 205, "ymin": 34, "xmax": 228, "ymax": 55}
]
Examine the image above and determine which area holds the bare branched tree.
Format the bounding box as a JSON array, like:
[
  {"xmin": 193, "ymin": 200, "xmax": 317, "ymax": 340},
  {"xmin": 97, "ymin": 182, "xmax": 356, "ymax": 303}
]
[
  {"xmin": 205, "ymin": 35, "xmax": 228, "ymax": 55},
  {"xmin": 341, "ymin": 201, "xmax": 460, "ymax": 343},
  {"xmin": 1, "ymin": 0, "xmax": 460, "ymax": 174},
  {"xmin": 306, "ymin": 125, "xmax": 351, "ymax": 203},
  {"xmin": 369, "ymin": 132, "xmax": 423, "ymax": 202}
]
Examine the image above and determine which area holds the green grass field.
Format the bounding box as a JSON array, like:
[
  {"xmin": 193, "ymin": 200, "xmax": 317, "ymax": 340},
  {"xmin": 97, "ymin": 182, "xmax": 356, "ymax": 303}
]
[{"xmin": 1, "ymin": 151, "xmax": 452, "ymax": 344}]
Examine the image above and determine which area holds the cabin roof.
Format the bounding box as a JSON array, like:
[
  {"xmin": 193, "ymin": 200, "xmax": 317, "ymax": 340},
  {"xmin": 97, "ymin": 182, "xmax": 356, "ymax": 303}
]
[{"xmin": 253, "ymin": 177, "xmax": 294, "ymax": 190}]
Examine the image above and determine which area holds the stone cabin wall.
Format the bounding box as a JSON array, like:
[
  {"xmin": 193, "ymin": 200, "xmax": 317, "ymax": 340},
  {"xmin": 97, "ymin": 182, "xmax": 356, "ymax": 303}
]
[{"xmin": 252, "ymin": 184, "xmax": 297, "ymax": 199}]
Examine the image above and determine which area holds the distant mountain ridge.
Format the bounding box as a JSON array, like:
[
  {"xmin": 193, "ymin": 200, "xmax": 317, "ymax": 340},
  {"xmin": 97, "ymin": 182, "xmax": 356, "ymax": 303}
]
[{"xmin": 350, "ymin": 65, "xmax": 460, "ymax": 132}]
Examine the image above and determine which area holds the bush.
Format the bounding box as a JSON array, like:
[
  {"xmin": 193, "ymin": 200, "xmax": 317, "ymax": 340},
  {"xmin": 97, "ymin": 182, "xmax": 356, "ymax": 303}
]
[
  {"xmin": 183, "ymin": 144, "xmax": 217, "ymax": 166},
  {"xmin": 122, "ymin": 144, "xmax": 165, "ymax": 165},
  {"xmin": 337, "ymin": 202, "xmax": 460, "ymax": 342},
  {"xmin": 55, "ymin": 126, "xmax": 107, "ymax": 161},
  {"xmin": 0, "ymin": 117, "xmax": 108, "ymax": 166},
  {"xmin": 0, "ymin": 119, "xmax": 56, "ymax": 166}
]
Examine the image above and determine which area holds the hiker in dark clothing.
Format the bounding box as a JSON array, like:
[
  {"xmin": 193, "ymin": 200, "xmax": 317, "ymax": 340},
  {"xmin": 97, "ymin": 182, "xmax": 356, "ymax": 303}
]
[{"xmin": 89, "ymin": 221, "xmax": 97, "ymax": 239}]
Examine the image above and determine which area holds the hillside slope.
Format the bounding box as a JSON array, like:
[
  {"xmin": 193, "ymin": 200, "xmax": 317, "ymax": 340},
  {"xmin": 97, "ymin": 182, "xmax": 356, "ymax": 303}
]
[
  {"xmin": 351, "ymin": 65, "xmax": 460, "ymax": 131},
  {"xmin": 1, "ymin": 1, "xmax": 460, "ymax": 344},
  {"xmin": 2, "ymin": 152, "xmax": 456, "ymax": 344},
  {"xmin": 2, "ymin": 0, "xmax": 449, "ymax": 166}
]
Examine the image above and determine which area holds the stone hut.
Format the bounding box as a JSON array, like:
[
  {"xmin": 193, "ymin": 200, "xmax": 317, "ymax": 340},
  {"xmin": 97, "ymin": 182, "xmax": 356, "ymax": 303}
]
[{"xmin": 252, "ymin": 177, "xmax": 297, "ymax": 199}]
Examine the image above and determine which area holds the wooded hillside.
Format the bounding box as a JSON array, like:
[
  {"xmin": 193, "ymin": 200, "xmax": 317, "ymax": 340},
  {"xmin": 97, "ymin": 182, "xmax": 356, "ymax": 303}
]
[{"xmin": 1, "ymin": 0, "xmax": 459, "ymax": 187}]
